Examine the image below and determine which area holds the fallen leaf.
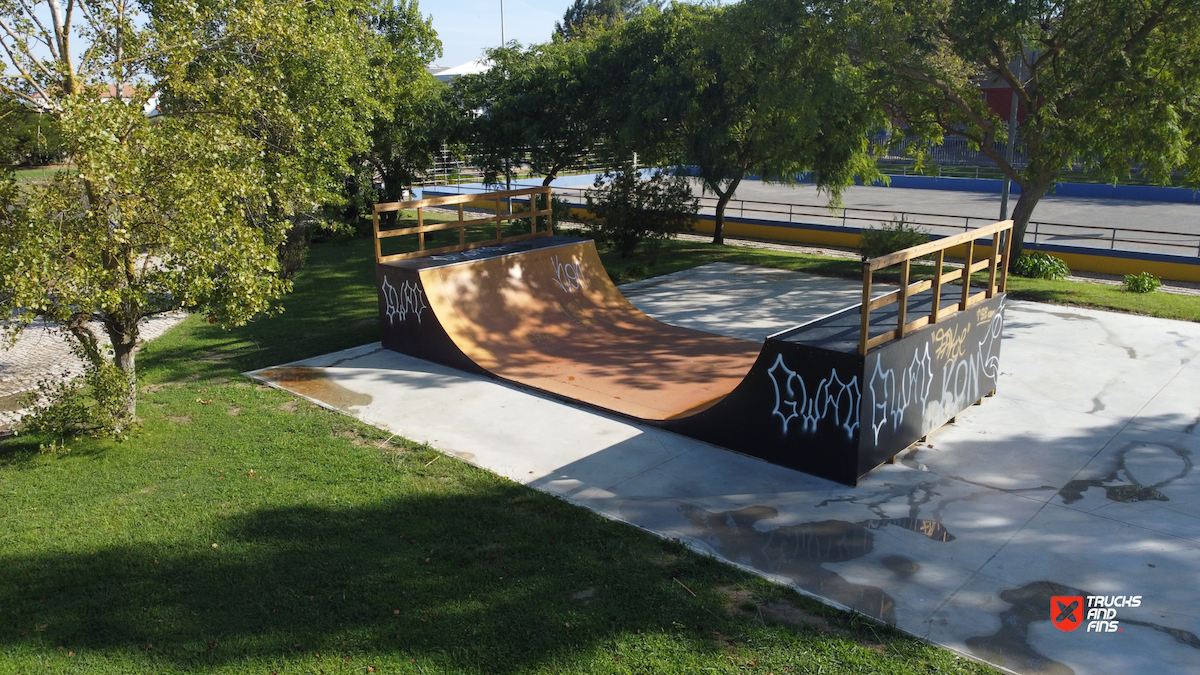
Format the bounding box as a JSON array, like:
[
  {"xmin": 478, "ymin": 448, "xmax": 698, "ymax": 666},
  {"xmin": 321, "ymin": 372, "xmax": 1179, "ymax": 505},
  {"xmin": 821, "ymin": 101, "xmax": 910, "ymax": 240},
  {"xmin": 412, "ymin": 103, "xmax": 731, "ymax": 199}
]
[
  {"xmin": 196, "ymin": 398, "xmax": 213, "ymax": 404},
  {"xmin": 393, "ymin": 609, "xmax": 400, "ymax": 615},
  {"xmin": 211, "ymin": 543, "xmax": 219, "ymax": 548}
]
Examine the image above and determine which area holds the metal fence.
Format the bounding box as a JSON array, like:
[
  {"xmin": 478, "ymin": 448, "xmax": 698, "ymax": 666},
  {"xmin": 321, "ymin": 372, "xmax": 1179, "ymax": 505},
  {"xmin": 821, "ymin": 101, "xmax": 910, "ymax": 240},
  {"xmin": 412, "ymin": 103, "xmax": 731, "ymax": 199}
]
[{"xmin": 432, "ymin": 182, "xmax": 1200, "ymax": 259}]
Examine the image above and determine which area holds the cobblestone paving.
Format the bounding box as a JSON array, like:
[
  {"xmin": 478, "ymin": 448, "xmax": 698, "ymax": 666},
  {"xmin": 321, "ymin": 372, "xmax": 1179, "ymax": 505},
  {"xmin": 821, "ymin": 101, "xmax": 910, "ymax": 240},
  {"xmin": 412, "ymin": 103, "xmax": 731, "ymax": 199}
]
[{"xmin": 0, "ymin": 313, "xmax": 187, "ymax": 433}]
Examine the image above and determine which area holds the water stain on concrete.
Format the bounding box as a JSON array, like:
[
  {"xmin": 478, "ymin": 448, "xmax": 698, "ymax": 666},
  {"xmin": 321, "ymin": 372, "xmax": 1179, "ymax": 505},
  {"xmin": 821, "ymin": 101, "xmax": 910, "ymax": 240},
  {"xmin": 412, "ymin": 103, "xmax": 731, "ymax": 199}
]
[
  {"xmin": 678, "ymin": 504, "xmax": 956, "ymax": 624},
  {"xmin": 1058, "ymin": 480, "xmax": 1167, "ymax": 504},
  {"xmin": 258, "ymin": 367, "xmax": 373, "ymax": 412},
  {"xmin": 881, "ymin": 555, "xmax": 919, "ymax": 580},
  {"xmin": 1057, "ymin": 441, "xmax": 1192, "ymax": 505},
  {"xmin": 965, "ymin": 580, "xmax": 1200, "ymax": 675},
  {"xmin": 964, "ymin": 580, "xmax": 1080, "ymax": 675}
]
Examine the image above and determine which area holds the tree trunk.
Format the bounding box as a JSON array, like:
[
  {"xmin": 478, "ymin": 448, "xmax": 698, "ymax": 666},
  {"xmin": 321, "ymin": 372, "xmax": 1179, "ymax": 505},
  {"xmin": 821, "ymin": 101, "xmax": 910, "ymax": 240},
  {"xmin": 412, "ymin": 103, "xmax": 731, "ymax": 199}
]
[
  {"xmin": 710, "ymin": 173, "xmax": 744, "ymax": 246},
  {"xmin": 107, "ymin": 321, "xmax": 139, "ymax": 431},
  {"xmin": 1008, "ymin": 178, "xmax": 1052, "ymax": 261}
]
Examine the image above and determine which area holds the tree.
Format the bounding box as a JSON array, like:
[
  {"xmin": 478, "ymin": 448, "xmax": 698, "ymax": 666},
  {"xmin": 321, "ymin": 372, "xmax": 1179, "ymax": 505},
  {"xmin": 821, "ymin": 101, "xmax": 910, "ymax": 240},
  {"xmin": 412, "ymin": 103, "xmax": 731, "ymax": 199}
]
[
  {"xmin": 0, "ymin": 100, "xmax": 65, "ymax": 168},
  {"xmin": 0, "ymin": 0, "xmax": 433, "ymax": 434},
  {"xmin": 597, "ymin": 0, "xmax": 882, "ymax": 244},
  {"xmin": 852, "ymin": 0, "xmax": 1200, "ymax": 259},
  {"xmin": 555, "ymin": 0, "xmax": 660, "ymax": 40},
  {"xmin": 348, "ymin": 2, "xmax": 445, "ymax": 221},
  {"xmin": 453, "ymin": 37, "xmax": 604, "ymax": 189}
]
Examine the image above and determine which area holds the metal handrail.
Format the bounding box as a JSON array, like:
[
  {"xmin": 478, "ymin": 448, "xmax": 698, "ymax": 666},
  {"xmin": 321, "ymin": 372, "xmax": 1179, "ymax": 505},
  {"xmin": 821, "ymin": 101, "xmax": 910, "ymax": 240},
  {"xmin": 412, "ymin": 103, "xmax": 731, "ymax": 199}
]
[
  {"xmin": 537, "ymin": 185, "xmax": 1200, "ymax": 257},
  {"xmin": 373, "ymin": 187, "xmax": 554, "ymax": 263},
  {"xmin": 857, "ymin": 220, "xmax": 1014, "ymax": 355}
]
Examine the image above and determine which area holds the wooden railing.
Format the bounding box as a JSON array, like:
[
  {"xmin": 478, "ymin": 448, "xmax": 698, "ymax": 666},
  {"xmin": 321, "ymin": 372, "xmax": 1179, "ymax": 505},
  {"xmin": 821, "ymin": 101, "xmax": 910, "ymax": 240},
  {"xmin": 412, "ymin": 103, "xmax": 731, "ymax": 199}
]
[
  {"xmin": 373, "ymin": 186, "xmax": 554, "ymax": 263},
  {"xmin": 858, "ymin": 220, "xmax": 1014, "ymax": 355}
]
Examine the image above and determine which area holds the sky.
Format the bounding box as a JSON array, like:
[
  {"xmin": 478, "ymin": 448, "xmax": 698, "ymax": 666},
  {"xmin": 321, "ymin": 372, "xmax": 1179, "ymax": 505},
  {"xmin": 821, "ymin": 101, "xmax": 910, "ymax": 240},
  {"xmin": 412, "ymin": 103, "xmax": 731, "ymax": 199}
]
[{"xmin": 418, "ymin": 0, "xmax": 575, "ymax": 67}]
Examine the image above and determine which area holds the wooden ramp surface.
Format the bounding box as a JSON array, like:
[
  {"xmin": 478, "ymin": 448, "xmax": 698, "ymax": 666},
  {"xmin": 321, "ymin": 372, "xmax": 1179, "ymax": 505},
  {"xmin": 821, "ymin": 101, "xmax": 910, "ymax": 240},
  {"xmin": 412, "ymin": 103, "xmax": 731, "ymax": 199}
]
[{"xmin": 417, "ymin": 240, "xmax": 761, "ymax": 420}]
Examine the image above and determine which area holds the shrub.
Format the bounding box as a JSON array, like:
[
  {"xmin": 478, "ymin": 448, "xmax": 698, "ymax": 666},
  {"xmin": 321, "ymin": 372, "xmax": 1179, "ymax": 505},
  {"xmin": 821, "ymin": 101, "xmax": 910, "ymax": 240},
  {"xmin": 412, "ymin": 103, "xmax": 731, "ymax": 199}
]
[
  {"xmin": 18, "ymin": 341, "xmax": 134, "ymax": 440},
  {"xmin": 1124, "ymin": 271, "xmax": 1161, "ymax": 293},
  {"xmin": 1012, "ymin": 252, "xmax": 1070, "ymax": 280},
  {"xmin": 583, "ymin": 167, "xmax": 699, "ymax": 264},
  {"xmin": 858, "ymin": 217, "xmax": 929, "ymax": 260}
]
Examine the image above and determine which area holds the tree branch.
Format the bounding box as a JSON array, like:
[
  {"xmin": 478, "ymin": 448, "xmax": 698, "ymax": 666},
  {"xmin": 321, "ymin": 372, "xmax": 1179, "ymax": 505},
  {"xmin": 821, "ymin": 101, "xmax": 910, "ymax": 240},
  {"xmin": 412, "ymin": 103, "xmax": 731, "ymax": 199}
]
[
  {"xmin": 0, "ymin": 18, "xmax": 59, "ymax": 82},
  {"xmin": 15, "ymin": 0, "xmax": 61, "ymax": 61}
]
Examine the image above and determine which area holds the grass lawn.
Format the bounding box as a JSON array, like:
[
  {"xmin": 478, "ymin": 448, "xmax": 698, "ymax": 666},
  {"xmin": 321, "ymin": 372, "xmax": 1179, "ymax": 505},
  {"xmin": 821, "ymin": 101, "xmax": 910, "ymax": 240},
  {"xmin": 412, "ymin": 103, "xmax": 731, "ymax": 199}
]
[
  {"xmin": 598, "ymin": 238, "xmax": 1200, "ymax": 322},
  {"xmin": 13, "ymin": 165, "xmax": 69, "ymax": 184},
  {"xmin": 10, "ymin": 228, "xmax": 1193, "ymax": 674}
]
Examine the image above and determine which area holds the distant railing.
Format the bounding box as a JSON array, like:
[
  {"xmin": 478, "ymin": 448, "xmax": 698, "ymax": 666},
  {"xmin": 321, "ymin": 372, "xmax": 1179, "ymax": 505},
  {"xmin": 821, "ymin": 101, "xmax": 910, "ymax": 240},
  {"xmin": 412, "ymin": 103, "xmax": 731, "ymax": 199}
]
[
  {"xmin": 373, "ymin": 187, "xmax": 554, "ymax": 263},
  {"xmin": 858, "ymin": 220, "xmax": 1014, "ymax": 355},
  {"xmin": 538, "ymin": 185, "xmax": 1200, "ymax": 258}
]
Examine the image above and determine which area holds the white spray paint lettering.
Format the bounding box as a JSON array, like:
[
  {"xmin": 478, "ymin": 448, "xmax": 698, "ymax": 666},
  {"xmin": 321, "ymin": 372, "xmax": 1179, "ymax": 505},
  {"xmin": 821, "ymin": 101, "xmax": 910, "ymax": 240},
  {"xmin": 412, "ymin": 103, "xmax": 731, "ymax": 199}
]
[
  {"xmin": 768, "ymin": 354, "xmax": 861, "ymax": 438},
  {"xmin": 868, "ymin": 299, "xmax": 1005, "ymax": 444},
  {"xmin": 552, "ymin": 255, "xmax": 583, "ymax": 292},
  {"xmin": 381, "ymin": 276, "xmax": 428, "ymax": 324}
]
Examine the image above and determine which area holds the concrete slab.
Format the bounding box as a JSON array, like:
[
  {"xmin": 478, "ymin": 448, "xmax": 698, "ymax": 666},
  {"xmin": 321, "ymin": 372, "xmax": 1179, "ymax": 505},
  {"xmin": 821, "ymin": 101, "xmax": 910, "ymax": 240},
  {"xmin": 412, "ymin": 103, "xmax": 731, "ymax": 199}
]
[{"xmin": 249, "ymin": 265, "xmax": 1200, "ymax": 675}]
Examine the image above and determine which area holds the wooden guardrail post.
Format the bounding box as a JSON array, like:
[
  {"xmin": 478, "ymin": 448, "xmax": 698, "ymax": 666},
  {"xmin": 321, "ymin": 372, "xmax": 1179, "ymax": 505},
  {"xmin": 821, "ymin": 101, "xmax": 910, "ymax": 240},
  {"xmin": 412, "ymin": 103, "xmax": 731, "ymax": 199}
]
[
  {"xmin": 931, "ymin": 249, "xmax": 944, "ymax": 324},
  {"xmin": 960, "ymin": 239, "xmax": 974, "ymax": 310},
  {"xmin": 372, "ymin": 186, "xmax": 558, "ymax": 263},
  {"xmin": 855, "ymin": 220, "xmax": 1012, "ymax": 355},
  {"xmin": 859, "ymin": 263, "xmax": 873, "ymax": 356},
  {"xmin": 999, "ymin": 228, "xmax": 1011, "ymax": 292}
]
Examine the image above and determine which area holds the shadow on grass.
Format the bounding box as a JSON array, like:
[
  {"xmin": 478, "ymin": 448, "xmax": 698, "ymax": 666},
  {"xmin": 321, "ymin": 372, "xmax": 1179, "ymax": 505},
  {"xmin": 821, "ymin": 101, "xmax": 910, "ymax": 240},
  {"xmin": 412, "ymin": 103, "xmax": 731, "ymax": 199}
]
[
  {"xmin": 137, "ymin": 238, "xmax": 383, "ymax": 384},
  {"xmin": 0, "ymin": 484, "xmax": 756, "ymax": 672}
]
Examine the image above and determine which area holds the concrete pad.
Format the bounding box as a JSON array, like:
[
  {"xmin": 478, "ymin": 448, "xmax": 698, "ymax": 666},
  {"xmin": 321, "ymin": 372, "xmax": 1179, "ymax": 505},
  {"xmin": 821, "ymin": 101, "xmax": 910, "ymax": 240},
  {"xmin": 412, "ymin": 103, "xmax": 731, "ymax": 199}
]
[{"xmin": 249, "ymin": 265, "xmax": 1200, "ymax": 675}]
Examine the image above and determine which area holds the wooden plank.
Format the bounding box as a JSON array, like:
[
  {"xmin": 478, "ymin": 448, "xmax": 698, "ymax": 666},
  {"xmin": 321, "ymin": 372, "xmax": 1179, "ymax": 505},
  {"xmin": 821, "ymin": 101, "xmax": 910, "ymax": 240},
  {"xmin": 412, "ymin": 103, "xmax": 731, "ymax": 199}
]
[
  {"xmin": 458, "ymin": 204, "xmax": 465, "ymax": 247},
  {"xmin": 986, "ymin": 230, "xmax": 999, "ymax": 297},
  {"xmin": 866, "ymin": 330, "xmax": 896, "ymax": 350},
  {"xmin": 960, "ymin": 240, "xmax": 974, "ymax": 310},
  {"xmin": 867, "ymin": 220, "xmax": 1012, "ymax": 270},
  {"xmin": 495, "ymin": 198, "xmax": 503, "ymax": 240},
  {"xmin": 896, "ymin": 260, "xmax": 910, "ymax": 338},
  {"xmin": 378, "ymin": 216, "xmax": 502, "ymax": 238},
  {"xmin": 967, "ymin": 289, "xmax": 987, "ymax": 307},
  {"xmin": 969, "ymin": 257, "xmax": 991, "ymax": 274},
  {"xmin": 940, "ymin": 267, "xmax": 964, "ymax": 284},
  {"xmin": 868, "ymin": 289, "xmax": 900, "ymax": 310},
  {"xmin": 907, "ymin": 278, "xmax": 933, "ymax": 295},
  {"xmin": 904, "ymin": 315, "xmax": 930, "ymax": 334},
  {"xmin": 931, "ymin": 249, "xmax": 944, "ymax": 324},
  {"xmin": 859, "ymin": 265, "xmax": 873, "ymax": 355},
  {"xmin": 372, "ymin": 210, "xmax": 382, "ymax": 264},
  {"xmin": 936, "ymin": 306, "xmax": 961, "ymax": 323},
  {"xmin": 547, "ymin": 188, "xmax": 555, "ymax": 234},
  {"xmin": 378, "ymin": 230, "xmax": 552, "ymax": 262},
  {"xmin": 999, "ymin": 229, "xmax": 1012, "ymax": 293},
  {"xmin": 417, "ymin": 207, "xmax": 424, "ymax": 252},
  {"xmin": 374, "ymin": 186, "xmax": 549, "ymax": 212}
]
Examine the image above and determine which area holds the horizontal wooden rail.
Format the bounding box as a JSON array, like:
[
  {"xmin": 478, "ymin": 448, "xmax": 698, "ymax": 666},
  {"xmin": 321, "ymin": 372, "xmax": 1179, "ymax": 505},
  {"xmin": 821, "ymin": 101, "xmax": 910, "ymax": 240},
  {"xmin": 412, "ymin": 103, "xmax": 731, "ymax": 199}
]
[
  {"xmin": 858, "ymin": 219, "xmax": 1013, "ymax": 355},
  {"xmin": 373, "ymin": 186, "xmax": 554, "ymax": 263}
]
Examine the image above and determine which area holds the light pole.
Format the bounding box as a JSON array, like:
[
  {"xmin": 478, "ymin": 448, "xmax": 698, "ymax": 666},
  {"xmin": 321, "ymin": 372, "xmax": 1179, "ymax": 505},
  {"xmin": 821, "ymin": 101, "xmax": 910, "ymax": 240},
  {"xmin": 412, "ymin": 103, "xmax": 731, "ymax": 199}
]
[{"xmin": 500, "ymin": 0, "xmax": 505, "ymax": 45}]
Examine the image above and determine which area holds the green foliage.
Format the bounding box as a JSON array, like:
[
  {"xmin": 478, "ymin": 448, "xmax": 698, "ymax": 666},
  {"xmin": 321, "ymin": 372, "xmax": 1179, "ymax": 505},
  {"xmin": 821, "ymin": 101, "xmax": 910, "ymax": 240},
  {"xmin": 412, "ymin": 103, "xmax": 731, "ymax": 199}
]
[
  {"xmin": 1012, "ymin": 252, "xmax": 1071, "ymax": 281},
  {"xmin": 858, "ymin": 217, "xmax": 929, "ymax": 260},
  {"xmin": 856, "ymin": 0, "xmax": 1200, "ymax": 256},
  {"xmin": 18, "ymin": 343, "xmax": 134, "ymax": 440},
  {"xmin": 1124, "ymin": 271, "xmax": 1162, "ymax": 294},
  {"xmin": 1, "ymin": 0, "xmax": 436, "ymax": 432},
  {"xmin": 0, "ymin": 101, "xmax": 65, "ymax": 168},
  {"xmin": 349, "ymin": 2, "xmax": 446, "ymax": 215},
  {"xmin": 452, "ymin": 36, "xmax": 604, "ymax": 188},
  {"xmin": 593, "ymin": 0, "xmax": 881, "ymax": 244},
  {"xmin": 556, "ymin": 0, "xmax": 660, "ymax": 40},
  {"xmin": 584, "ymin": 168, "xmax": 698, "ymax": 262}
]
